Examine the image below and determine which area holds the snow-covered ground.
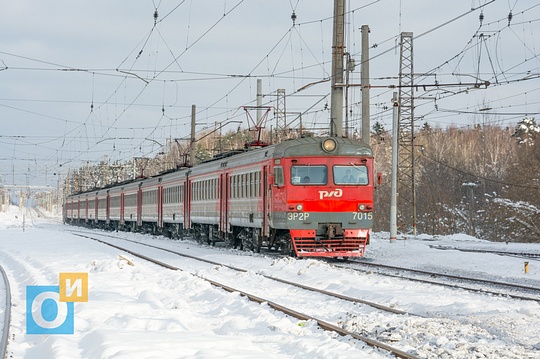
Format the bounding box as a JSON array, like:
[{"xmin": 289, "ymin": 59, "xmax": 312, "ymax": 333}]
[{"xmin": 1, "ymin": 205, "xmax": 539, "ymax": 358}]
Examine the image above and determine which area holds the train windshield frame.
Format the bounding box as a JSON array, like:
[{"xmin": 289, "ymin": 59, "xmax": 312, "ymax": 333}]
[
  {"xmin": 291, "ymin": 165, "xmax": 327, "ymax": 185},
  {"xmin": 333, "ymin": 165, "xmax": 369, "ymax": 185}
]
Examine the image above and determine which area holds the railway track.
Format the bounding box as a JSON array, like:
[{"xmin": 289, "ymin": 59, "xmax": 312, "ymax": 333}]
[
  {"xmin": 69, "ymin": 230, "xmax": 419, "ymax": 316},
  {"xmin": 76, "ymin": 228, "xmax": 540, "ymax": 302},
  {"xmin": 70, "ymin": 230, "xmax": 420, "ymax": 359},
  {"xmin": 430, "ymin": 244, "xmax": 540, "ymax": 260},
  {"xmin": 66, "ymin": 229, "xmax": 540, "ymax": 357},
  {"xmin": 68, "ymin": 228, "xmax": 540, "ymax": 302},
  {"xmin": 0, "ymin": 264, "xmax": 11, "ymax": 359},
  {"xmin": 340, "ymin": 259, "xmax": 540, "ymax": 302}
]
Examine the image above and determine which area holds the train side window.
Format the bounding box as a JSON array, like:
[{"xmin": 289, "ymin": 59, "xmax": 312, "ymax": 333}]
[
  {"xmin": 240, "ymin": 174, "xmax": 244, "ymax": 198},
  {"xmin": 243, "ymin": 174, "xmax": 247, "ymax": 198},
  {"xmin": 274, "ymin": 166, "xmax": 284, "ymax": 187},
  {"xmin": 248, "ymin": 173, "xmax": 251, "ymax": 197},
  {"xmin": 256, "ymin": 171, "xmax": 260, "ymax": 197},
  {"xmin": 249, "ymin": 172, "xmax": 253, "ymax": 198}
]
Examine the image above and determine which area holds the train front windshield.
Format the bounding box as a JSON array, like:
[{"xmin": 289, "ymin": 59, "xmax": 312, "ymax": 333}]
[
  {"xmin": 333, "ymin": 165, "xmax": 369, "ymax": 185},
  {"xmin": 291, "ymin": 165, "xmax": 368, "ymax": 185},
  {"xmin": 291, "ymin": 165, "xmax": 327, "ymax": 185}
]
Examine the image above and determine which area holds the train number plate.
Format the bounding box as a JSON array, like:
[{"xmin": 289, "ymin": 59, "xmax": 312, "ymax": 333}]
[
  {"xmin": 353, "ymin": 212, "xmax": 373, "ymax": 220},
  {"xmin": 287, "ymin": 212, "xmax": 310, "ymax": 221}
]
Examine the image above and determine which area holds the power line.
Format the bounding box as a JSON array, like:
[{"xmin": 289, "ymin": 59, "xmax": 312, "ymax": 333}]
[{"xmin": 420, "ymin": 150, "xmax": 540, "ymax": 190}]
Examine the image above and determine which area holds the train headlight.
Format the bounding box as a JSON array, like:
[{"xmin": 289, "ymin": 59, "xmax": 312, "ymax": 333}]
[
  {"xmin": 296, "ymin": 204, "xmax": 303, "ymax": 211},
  {"xmin": 358, "ymin": 204, "xmax": 366, "ymax": 211},
  {"xmin": 322, "ymin": 138, "xmax": 337, "ymax": 152}
]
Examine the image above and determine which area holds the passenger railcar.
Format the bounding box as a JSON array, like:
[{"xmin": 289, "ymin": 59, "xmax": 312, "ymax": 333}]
[{"xmin": 64, "ymin": 136, "xmax": 376, "ymax": 258}]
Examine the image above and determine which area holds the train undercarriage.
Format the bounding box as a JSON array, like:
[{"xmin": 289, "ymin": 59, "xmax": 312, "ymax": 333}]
[{"xmin": 66, "ymin": 218, "xmax": 366, "ymax": 258}]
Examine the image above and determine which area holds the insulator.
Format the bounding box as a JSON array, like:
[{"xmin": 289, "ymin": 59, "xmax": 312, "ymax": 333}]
[
  {"xmin": 508, "ymin": 11, "xmax": 512, "ymax": 26},
  {"xmin": 291, "ymin": 11, "xmax": 297, "ymax": 25},
  {"xmin": 479, "ymin": 11, "xmax": 484, "ymax": 25},
  {"xmin": 347, "ymin": 58, "xmax": 356, "ymax": 72},
  {"xmin": 154, "ymin": 10, "xmax": 159, "ymax": 24}
]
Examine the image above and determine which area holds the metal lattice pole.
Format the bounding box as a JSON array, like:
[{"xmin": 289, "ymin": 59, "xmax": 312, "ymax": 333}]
[
  {"xmin": 275, "ymin": 88, "xmax": 286, "ymax": 142},
  {"xmin": 398, "ymin": 32, "xmax": 417, "ymax": 235}
]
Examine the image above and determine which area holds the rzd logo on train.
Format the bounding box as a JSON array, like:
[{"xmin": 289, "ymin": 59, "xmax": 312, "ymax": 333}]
[
  {"xmin": 318, "ymin": 188, "xmax": 343, "ymax": 200},
  {"xmin": 26, "ymin": 272, "xmax": 88, "ymax": 334}
]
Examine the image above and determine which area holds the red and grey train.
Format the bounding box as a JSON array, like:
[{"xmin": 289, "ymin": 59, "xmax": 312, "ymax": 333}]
[{"xmin": 64, "ymin": 136, "xmax": 376, "ymax": 258}]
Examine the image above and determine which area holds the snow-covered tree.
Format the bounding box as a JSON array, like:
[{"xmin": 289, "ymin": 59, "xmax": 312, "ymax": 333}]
[
  {"xmin": 420, "ymin": 121, "xmax": 432, "ymax": 133},
  {"xmin": 371, "ymin": 121, "xmax": 386, "ymax": 143},
  {"xmin": 513, "ymin": 117, "xmax": 539, "ymax": 145}
]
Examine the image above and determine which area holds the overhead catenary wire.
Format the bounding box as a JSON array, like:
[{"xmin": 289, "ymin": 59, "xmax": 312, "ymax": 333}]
[
  {"xmin": 419, "ymin": 149, "xmax": 540, "ymax": 191},
  {"xmin": 2, "ymin": 1, "xmax": 540, "ymax": 185}
]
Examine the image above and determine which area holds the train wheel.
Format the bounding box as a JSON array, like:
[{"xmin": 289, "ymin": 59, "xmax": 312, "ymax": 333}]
[
  {"xmin": 255, "ymin": 240, "xmax": 261, "ymax": 253},
  {"xmin": 281, "ymin": 234, "xmax": 295, "ymax": 257},
  {"xmin": 194, "ymin": 225, "xmax": 203, "ymax": 243},
  {"xmin": 205, "ymin": 225, "xmax": 212, "ymax": 245},
  {"xmin": 178, "ymin": 225, "xmax": 184, "ymax": 240},
  {"xmin": 249, "ymin": 229, "xmax": 261, "ymax": 253}
]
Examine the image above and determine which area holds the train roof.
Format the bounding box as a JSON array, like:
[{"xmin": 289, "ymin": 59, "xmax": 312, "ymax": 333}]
[
  {"xmin": 273, "ymin": 136, "xmax": 373, "ymax": 157},
  {"xmin": 66, "ymin": 136, "xmax": 373, "ymax": 198}
]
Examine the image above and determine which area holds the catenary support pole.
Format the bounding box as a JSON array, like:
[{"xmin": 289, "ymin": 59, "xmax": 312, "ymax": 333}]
[
  {"xmin": 257, "ymin": 79, "xmax": 262, "ymax": 124},
  {"xmin": 330, "ymin": 0, "xmax": 345, "ymax": 137},
  {"xmin": 361, "ymin": 25, "xmax": 370, "ymax": 144},
  {"xmin": 190, "ymin": 104, "xmax": 196, "ymax": 166},
  {"xmin": 390, "ymin": 92, "xmax": 399, "ymax": 243}
]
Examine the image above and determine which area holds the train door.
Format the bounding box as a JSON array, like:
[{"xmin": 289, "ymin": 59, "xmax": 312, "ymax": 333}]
[
  {"xmin": 157, "ymin": 182, "xmax": 163, "ymax": 229},
  {"xmin": 85, "ymin": 197, "xmax": 89, "ymax": 223},
  {"xmin": 106, "ymin": 191, "xmax": 111, "ymax": 225},
  {"xmin": 219, "ymin": 172, "xmax": 229, "ymax": 236},
  {"xmin": 84, "ymin": 196, "xmax": 88, "ymax": 223},
  {"xmin": 120, "ymin": 191, "xmax": 125, "ymax": 225},
  {"xmin": 184, "ymin": 176, "xmax": 191, "ymax": 231},
  {"xmin": 262, "ymin": 166, "xmax": 269, "ymax": 237},
  {"xmin": 136, "ymin": 183, "xmax": 143, "ymax": 227},
  {"xmin": 94, "ymin": 193, "xmax": 99, "ymax": 224}
]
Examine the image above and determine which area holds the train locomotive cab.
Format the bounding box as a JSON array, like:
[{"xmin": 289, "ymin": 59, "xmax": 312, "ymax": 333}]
[{"xmin": 271, "ymin": 137, "xmax": 374, "ymax": 258}]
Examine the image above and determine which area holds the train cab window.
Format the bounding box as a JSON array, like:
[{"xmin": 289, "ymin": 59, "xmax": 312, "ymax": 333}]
[
  {"xmin": 274, "ymin": 166, "xmax": 284, "ymax": 187},
  {"xmin": 291, "ymin": 165, "xmax": 327, "ymax": 185},
  {"xmin": 333, "ymin": 165, "xmax": 369, "ymax": 185},
  {"xmin": 274, "ymin": 166, "xmax": 285, "ymax": 187}
]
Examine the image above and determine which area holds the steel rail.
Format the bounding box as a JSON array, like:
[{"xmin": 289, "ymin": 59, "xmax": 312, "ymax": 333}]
[
  {"xmin": 71, "ymin": 232, "xmax": 420, "ymax": 359},
  {"xmin": 68, "ymin": 229, "xmax": 419, "ymax": 317},
  {"xmin": 0, "ymin": 265, "xmax": 11, "ymax": 359},
  {"xmin": 343, "ymin": 260, "xmax": 540, "ymax": 302},
  {"xmin": 68, "ymin": 228, "xmax": 540, "ymax": 302},
  {"xmin": 430, "ymin": 245, "xmax": 540, "ymax": 259}
]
